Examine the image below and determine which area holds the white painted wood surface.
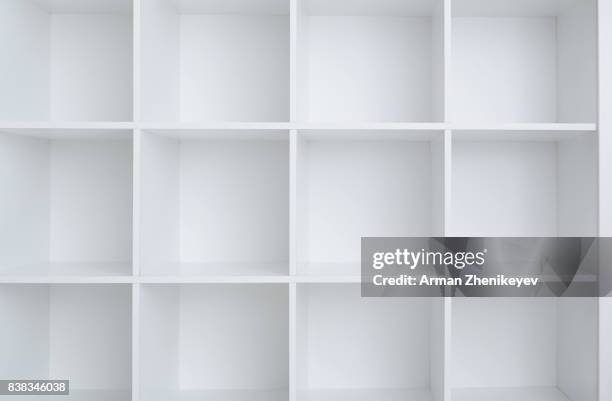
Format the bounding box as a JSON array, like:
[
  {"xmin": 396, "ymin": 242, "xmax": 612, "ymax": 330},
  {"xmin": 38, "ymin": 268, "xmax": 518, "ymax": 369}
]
[{"xmin": 0, "ymin": 0, "xmax": 607, "ymax": 400}]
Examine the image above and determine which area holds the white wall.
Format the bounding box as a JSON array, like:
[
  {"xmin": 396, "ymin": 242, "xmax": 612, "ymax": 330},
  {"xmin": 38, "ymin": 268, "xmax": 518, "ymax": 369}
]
[
  {"xmin": 557, "ymin": 298, "xmax": 597, "ymax": 401},
  {"xmin": 179, "ymin": 139, "xmax": 288, "ymax": 264},
  {"xmin": 140, "ymin": 132, "xmax": 180, "ymax": 272},
  {"xmin": 303, "ymin": 139, "xmax": 433, "ymax": 264},
  {"xmin": 50, "ymin": 15, "xmax": 133, "ymax": 121},
  {"xmin": 299, "ymin": 284, "xmax": 432, "ymax": 390},
  {"xmin": 180, "ymin": 15, "xmax": 288, "ymax": 122},
  {"xmin": 452, "ymin": 298, "xmax": 557, "ymax": 388},
  {"xmin": 304, "ymin": 16, "xmax": 432, "ymax": 122},
  {"xmin": 0, "ymin": 133, "xmax": 50, "ymax": 272},
  {"xmin": 50, "ymin": 140, "xmax": 133, "ymax": 263},
  {"xmin": 452, "ymin": 18, "xmax": 557, "ymax": 123},
  {"xmin": 49, "ymin": 285, "xmax": 132, "ymax": 390},
  {"xmin": 0, "ymin": 285, "xmax": 50, "ymax": 379},
  {"xmin": 178, "ymin": 284, "xmax": 288, "ymax": 390},
  {"xmin": 452, "ymin": 140, "xmax": 557, "ymax": 236},
  {"xmin": 140, "ymin": 0, "xmax": 180, "ymax": 121},
  {"xmin": 139, "ymin": 285, "xmax": 180, "ymax": 394},
  {"xmin": 0, "ymin": 0, "xmax": 49, "ymax": 120}
]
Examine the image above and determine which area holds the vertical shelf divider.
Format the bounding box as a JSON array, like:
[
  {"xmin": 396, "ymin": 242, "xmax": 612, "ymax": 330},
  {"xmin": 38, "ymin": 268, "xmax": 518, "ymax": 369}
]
[
  {"xmin": 443, "ymin": 129, "xmax": 452, "ymax": 401},
  {"xmin": 132, "ymin": 1, "xmax": 141, "ymax": 399},
  {"xmin": 289, "ymin": 19, "xmax": 300, "ymax": 401},
  {"xmin": 444, "ymin": 297, "xmax": 452, "ymax": 401},
  {"xmin": 443, "ymin": 1, "xmax": 453, "ymax": 400},
  {"xmin": 288, "ymin": 6, "xmax": 300, "ymax": 401},
  {"xmin": 289, "ymin": 282, "xmax": 297, "ymax": 401},
  {"xmin": 290, "ymin": 0, "xmax": 298, "ymax": 123},
  {"xmin": 132, "ymin": 283, "xmax": 141, "ymax": 401},
  {"xmin": 133, "ymin": 0, "xmax": 141, "ymax": 123},
  {"xmin": 599, "ymin": 0, "xmax": 612, "ymax": 399},
  {"xmin": 443, "ymin": 0, "xmax": 451, "ymax": 122},
  {"xmin": 444, "ymin": 130, "xmax": 452, "ymax": 237},
  {"xmin": 133, "ymin": 129, "xmax": 141, "ymax": 278},
  {"xmin": 290, "ymin": 129, "xmax": 298, "ymax": 277}
]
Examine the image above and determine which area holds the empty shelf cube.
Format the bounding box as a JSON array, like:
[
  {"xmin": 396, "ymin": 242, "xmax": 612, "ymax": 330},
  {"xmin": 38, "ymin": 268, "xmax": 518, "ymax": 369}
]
[
  {"xmin": 296, "ymin": 284, "xmax": 445, "ymax": 401},
  {"xmin": 140, "ymin": 0, "xmax": 289, "ymax": 122},
  {"xmin": 452, "ymin": 298, "xmax": 598, "ymax": 401},
  {"xmin": 0, "ymin": 129, "xmax": 133, "ymax": 277},
  {"xmin": 0, "ymin": 284, "xmax": 132, "ymax": 401},
  {"xmin": 0, "ymin": 0, "xmax": 133, "ymax": 122},
  {"xmin": 139, "ymin": 284, "xmax": 288, "ymax": 401},
  {"xmin": 296, "ymin": 0, "xmax": 445, "ymax": 122},
  {"xmin": 296, "ymin": 130, "xmax": 444, "ymax": 276},
  {"xmin": 451, "ymin": 131, "xmax": 597, "ymax": 237},
  {"xmin": 139, "ymin": 130, "xmax": 289, "ymax": 276},
  {"xmin": 451, "ymin": 0, "xmax": 596, "ymax": 123}
]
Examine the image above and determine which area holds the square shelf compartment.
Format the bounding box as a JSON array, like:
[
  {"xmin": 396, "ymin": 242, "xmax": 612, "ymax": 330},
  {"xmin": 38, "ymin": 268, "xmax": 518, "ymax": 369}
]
[
  {"xmin": 139, "ymin": 283, "xmax": 288, "ymax": 401},
  {"xmin": 0, "ymin": 0, "xmax": 133, "ymax": 122},
  {"xmin": 452, "ymin": 298, "xmax": 598, "ymax": 401},
  {"xmin": 0, "ymin": 129, "xmax": 133, "ymax": 277},
  {"xmin": 140, "ymin": 0, "xmax": 289, "ymax": 122},
  {"xmin": 296, "ymin": 0, "xmax": 445, "ymax": 122},
  {"xmin": 139, "ymin": 130, "xmax": 289, "ymax": 277},
  {"xmin": 296, "ymin": 284, "xmax": 445, "ymax": 401},
  {"xmin": 451, "ymin": 131, "xmax": 597, "ymax": 237},
  {"xmin": 296, "ymin": 131, "xmax": 445, "ymax": 277},
  {"xmin": 0, "ymin": 284, "xmax": 132, "ymax": 401},
  {"xmin": 451, "ymin": 0, "xmax": 597, "ymax": 123}
]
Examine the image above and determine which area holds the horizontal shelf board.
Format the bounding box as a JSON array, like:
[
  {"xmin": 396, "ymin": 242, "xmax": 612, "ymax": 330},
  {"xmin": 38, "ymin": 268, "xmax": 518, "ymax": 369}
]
[
  {"xmin": 452, "ymin": 387, "xmax": 571, "ymax": 401},
  {"xmin": 0, "ymin": 389, "xmax": 130, "ymax": 401},
  {"xmin": 451, "ymin": 123, "xmax": 597, "ymax": 132},
  {"xmin": 0, "ymin": 128, "xmax": 132, "ymax": 139},
  {"xmin": 0, "ymin": 122, "xmax": 452, "ymax": 133},
  {"xmin": 0, "ymin": 276, "xmax": 134, "ymax": 284},
  {"xmin": 144, "ymin": 129, "xmax": 289, "ymax": 140},
  {"xmin": 293, "ymin": 275, "xmax": 362, "ymax": 283},
  {"xmin": 0, "ymin": 122, "xmax": 134, "ymax": 130},
  {"xmin": 140, "ymin": 276, "xmax": 290, "ymax": 284},
  {"xmin": 0, "ymin": 262, "xmax": 132, "ymax": 275},
  {"xmin": 141, "ymin": 262, "xmax": 288, "ymax": 276},
  {"xmin": 141, "ymin": 389, "xmax": 288, "ymax": 401},
  {"xmin": 298, "ymin": 130, "xmax": 444, "ymax": 141},
  {"xmin": 452, "ymin": 130, "xmax": 596, "ymax": 142},
  {"xmin": 298, "ymin": 389, "xmax": 434, "ymax": 401},
  {"xmin": 140, "ymin": 122, "xmax": 447, "ymax": 131},
  {"xmin": 139, "ymin": 122, "xmax": 291, "ymax": 131},
  {"xmin": 297, "ymin": 123, "xmax": 448, "ymax": 131}
]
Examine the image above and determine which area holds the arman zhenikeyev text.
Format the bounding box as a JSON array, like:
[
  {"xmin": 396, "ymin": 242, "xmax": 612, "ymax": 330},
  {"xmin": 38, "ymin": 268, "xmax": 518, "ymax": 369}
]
[{"xmin": 372, "ymin": 274, "xmax": 539, "ymax": 288}]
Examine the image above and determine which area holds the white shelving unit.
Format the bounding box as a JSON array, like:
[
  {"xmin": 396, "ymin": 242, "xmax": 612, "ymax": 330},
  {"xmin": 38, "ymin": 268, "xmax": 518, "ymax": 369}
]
[
  {"xmin": 295, "ymin": 130, "xmax": 445, "ymax": 278},
  {"xmin": 450, "ymin": 130, "xmax": 597, "ymax": 237},
  {"xmin": 140, "ymin": 0, "xmax": 289, "ymax": 122},
  {"xmin": 0, "ymin": 284, "xmax": 132, "ymax": 401},
  {"xmin": 452, "ymin": 298, "xmax": 598, "ymax": 401},
  {"xmin": 296, "ymin": 284, "xmax": 445, "ymax": 401},
  {"xmin": 0, "ymin": 0, "xmax": 609, "ymax": 401},
  {"xmin": 451, "ymin": 0, "xmax": 596, "ymax": 124},
  {"xmin": 294, "ymin": 0, "xmax": 445, "ymax": 123},
  {"xmin": 0, "ymin": 128, "xmax": 133, "ymax": 279},
  {"xmin": 138, "ymin": 129, "xmax": 289, "ymax": 278},
  {"xmin": 139, "ymin": 284, "xmax": 288, "ymax": 401},
  {"xmin": 0, "ymin": 0, "xmax": 133, "ymax": 122}
]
